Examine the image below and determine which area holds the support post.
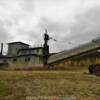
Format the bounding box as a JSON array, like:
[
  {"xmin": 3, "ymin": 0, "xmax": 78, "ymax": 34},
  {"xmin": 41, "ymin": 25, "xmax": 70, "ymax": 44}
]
[{"xmin": 0, "ymin": 43, "xmax": 3, "ymax": 56}]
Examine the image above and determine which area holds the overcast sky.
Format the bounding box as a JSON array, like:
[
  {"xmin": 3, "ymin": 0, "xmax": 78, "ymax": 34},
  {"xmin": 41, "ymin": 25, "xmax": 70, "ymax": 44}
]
[{"xmin": 0, "ymin": 0, "xmax": 100, "ymax": 53}]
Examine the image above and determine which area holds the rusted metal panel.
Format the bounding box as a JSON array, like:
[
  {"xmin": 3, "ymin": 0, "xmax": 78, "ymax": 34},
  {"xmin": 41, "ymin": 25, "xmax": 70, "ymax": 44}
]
[{"xmin": 89, "ymin": 64, "xmax": 100, "ymax": 76}]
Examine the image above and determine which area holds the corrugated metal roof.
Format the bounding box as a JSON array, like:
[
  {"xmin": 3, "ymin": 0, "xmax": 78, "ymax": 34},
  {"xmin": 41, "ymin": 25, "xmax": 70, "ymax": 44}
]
[
  {"xmin": 8, "ymin": 42, "xmax": 30, "ymax": 46},
  {"xmin": 48, "ymin": 38, "xmax": 100, "ymax": 64}
]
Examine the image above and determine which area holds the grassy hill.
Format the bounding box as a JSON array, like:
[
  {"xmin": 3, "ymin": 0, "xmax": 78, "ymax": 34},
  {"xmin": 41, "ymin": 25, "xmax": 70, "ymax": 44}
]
[{"xmin": 0, "ymin": 68, "xmax": 100, "ymax": 100}]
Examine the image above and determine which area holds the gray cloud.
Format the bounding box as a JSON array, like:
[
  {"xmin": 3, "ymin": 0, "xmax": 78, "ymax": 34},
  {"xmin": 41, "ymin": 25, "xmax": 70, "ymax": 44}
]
[
  {"xmin": 0, "ymin": 0, "xmax": 100, "ymax": 53},
  {"xmin": 36, "ymin": 6, "xmax": 100, "ymax": 52},
  {"xmin": 19, "ymin": 0, "xmax": 34, "ymax": 12},
  {"xmin": 57, "ymin": 7, "xmax": 100, "ymax": 51},
  {"xmin": 38, "ymin": 18, "xmax": 70, "ymax": 34},
  {"xmin": 0, "ymin": 21, "xmax": 13, "ymax": 43},
  {"xmin": 0, "ymin": 20, "xmax": 13, "ymax": 54}
]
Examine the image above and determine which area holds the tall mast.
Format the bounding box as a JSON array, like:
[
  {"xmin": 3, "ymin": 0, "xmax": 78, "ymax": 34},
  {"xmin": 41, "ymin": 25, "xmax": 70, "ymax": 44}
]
[{"xmin": 43, "ymin": 29, "xmax": 50, "ymax": 67}]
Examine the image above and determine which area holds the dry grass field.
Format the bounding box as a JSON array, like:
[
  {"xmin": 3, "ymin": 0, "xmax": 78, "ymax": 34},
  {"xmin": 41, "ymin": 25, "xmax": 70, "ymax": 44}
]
[{"xmin": 0, "ymin": 67, "xmax": 100, "ymax": 100}]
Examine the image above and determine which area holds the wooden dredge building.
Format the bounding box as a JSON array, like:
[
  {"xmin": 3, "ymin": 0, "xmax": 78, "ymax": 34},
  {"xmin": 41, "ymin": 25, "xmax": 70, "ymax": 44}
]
[
  {"xmin": 48, "ymin": 38, "xmax": 100, "ymax": 67},
  {"xmin": 0, "ymin": 42, "xmax": 43, "ymax": 69},
  {"xmin": 0, "ymin": 37, "xmax": 100, "ymax": 69}
]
